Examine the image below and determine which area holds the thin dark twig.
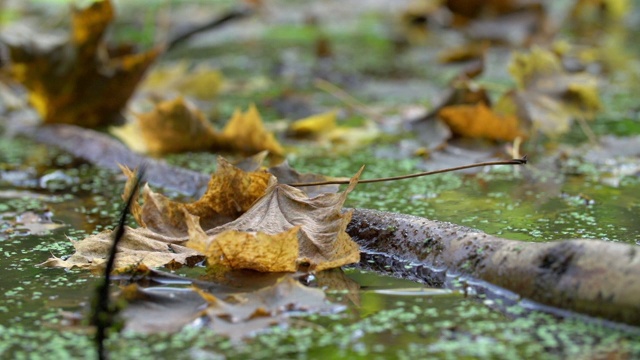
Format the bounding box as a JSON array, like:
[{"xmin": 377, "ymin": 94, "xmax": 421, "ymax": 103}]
[
  {"xmin": 166, "ymin": 7, "xmax": 253, "ymax": 52},
  {"xmin": 92, "ymin": 164, "xmax": 147, "ymax": 360},
  {"xmin": 289, "ymin": 156, "xmax": 527, "ymax": 187}
]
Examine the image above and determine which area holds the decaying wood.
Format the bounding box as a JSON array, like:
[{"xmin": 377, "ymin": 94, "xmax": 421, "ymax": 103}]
[
  {"xmin": 9, "ymin": 123, "xmax": 640, "ymax": 326},
  {"xmin": 348, "ymin": 209, "xmax": 640, "ymax": 326}
]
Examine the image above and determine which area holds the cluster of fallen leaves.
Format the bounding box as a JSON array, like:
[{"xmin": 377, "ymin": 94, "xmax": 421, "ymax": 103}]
[
  {"xmin": 0, "ymin": 0, "xmax": 619, "ymax": 161},
  {"xmin": 42, "ymin": 156, "xmax": 360, "ymax": 273}
]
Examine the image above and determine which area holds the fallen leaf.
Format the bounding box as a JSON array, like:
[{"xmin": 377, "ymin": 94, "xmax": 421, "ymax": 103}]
[
  {"xmin": 115, "ymin": 101, "xmax": 285, "ymax": 156},
  {"xmin": 1, "ymin": 0, "xmax": 160, "ymax": 127},
  {"xmin": 187, "ymin": 167, "xmax": 364, "ymax": 272},
  {"xmin": 438, "ymin": 103, "xmax": 525, "ymax": 141},
  {"xmin": 507, "ymin": 46, "xmax": 602, "ymax": 135},
  {"xmin": 125, "ymin": 156, "xmax": 271, "ymax": 237},
  {"xmin": 221, "ymin": 104, "xmax": 285, "ymax": 156},
  {"xmin": 136, "ymin": 97, "xmax": 221, "ymax": 154},
  {"xmin": 38, "ymin": 228, "xmax": 204, "ymax": 272},
  {"xmin": 287, "ymin": 110, "xmax": 337, "ymax": 138}
]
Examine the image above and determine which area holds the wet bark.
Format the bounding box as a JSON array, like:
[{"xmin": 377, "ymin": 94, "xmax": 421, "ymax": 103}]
[
  {"xmin": 10, "ymin": 123, "xmax": 640, "ymax": 326},
  {"xmin": 348, "ymin": 209, "xmax": 640, "ymax": 326}
]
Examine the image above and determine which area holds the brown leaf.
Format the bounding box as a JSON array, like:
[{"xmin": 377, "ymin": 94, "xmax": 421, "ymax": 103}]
[
  {"xmin": 189, "ymin": 167, "xmax": 363, "ymax": 272},
  {"xmin": 2, "ymin": 0, "xmax": 160, "ymax": 127},
  {"xmin": 39, "ymin": 228, "xmax": 204, "ymax": 272},
  {"xmin": 123, "ymin": 157, "xmax": 272, "ymax": 237},
  {"xmin": 187, "ymin": 216, "xmax": 301, "ymax": 272}
]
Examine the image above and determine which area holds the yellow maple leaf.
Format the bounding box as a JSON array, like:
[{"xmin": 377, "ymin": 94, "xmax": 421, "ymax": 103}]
[
  {"xmin": 136, "ymin": 97, "xmax": 221, "ymax": 154},
  {"xmin": 221, "ymin": 104, "xmax": 285, "ymax": 156},
  {"xmin": 116, "ymin": 100, "xmax": 285, "ymax": 156},
  {"xmin": 3, "ymin": 0, "xmax": 160, "ymax": 127}
]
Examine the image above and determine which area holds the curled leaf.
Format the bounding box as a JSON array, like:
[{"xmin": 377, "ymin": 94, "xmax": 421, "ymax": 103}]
[{"xmin": 187, "ymin": 167, "xmax": 364, "ymax": 272}]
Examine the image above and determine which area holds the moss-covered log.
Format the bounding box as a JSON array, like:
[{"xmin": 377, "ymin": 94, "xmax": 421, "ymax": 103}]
[
  {"xmin": 348, "ymin": 208, "xmax": 640, "ymax": 326},
  {"xmin": 10, "ymin": 123, "xmax": 640, "ymax": 326}
]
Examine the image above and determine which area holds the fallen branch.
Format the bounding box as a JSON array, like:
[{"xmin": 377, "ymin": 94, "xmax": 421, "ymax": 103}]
[
  {"xmin": 347, "ymin": 209, "xmax": 640, "ymax": 326},
  {"xmin": 9, "ymin": 123, "xmax": 640, "ymax": 326}
]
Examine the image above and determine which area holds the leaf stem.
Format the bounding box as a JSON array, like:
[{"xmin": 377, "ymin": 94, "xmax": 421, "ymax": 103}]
[{"xmin": 289, "ymin": 156, "xmax": 527, "ymax": 187}]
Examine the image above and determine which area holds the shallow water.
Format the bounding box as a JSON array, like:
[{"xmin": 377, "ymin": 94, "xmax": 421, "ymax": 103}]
[{"xmin": 1, "ymin": 136, "xmax": 639, "ymax": 359}]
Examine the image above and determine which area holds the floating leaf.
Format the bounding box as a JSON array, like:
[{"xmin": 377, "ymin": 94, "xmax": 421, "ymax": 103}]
[
  {"xmin": 38, "ymin": 228, "xmax": 204, "ymax": 272},
  {"xmin": 1, "ymin": 0, "xmax": 160, "ymax": 127},
  {"xmin": 187, "ymin": 167, "xmax": 363, "ymax": 272},
  {"xmin": 438, "ymin": 103, "xmax": 525, "ymax": 141},
  {"xmin": 126, "ymin": 157, "xmax": 271, "ymax": 237}
]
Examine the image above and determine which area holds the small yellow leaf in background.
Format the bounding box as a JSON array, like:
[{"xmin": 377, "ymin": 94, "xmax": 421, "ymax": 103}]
[
  {"xmin": 3, "ymin": 0, "xmax": 160, "ymax": 127},
  {"xmin": 222, "ymin": 104, "xmax": 285, "ymax": 156},
  {"xmin": 287, "ymin": 110, "xmax": 337, "ymax": 138},
  {"xmin": 438, "ymin": 103, "xmax": 525, "ymax": 142},
  {"xmin": 507, "ymin": 46, "xmax": 602, "ymax": 136},
  {"xmin": 115, "ymin": 101, "xmax": 285, "ymax": 156},
  {"xmin": 136, "ymin": 97, "xmax": 220, "ymax": 155},
  {"xmin": 142, "ymin": 62, "xmax": 224, "ymax": 100}
]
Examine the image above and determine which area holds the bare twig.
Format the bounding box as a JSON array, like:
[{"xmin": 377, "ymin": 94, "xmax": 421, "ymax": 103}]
[
  {"xmin": 91, "ymin": 165, "xmax": 146, "ymax": 360},
  {"xmin": 289, "ymin": 157, "xmax": 527, "ymax": 187},
  {"xmin": 166, "ymin": 7, "xmax": 253, "ymax": 52}
]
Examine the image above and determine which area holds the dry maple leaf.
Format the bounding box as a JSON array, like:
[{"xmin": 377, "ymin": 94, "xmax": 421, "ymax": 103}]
[
  {"xmin": 118, "ymin": 101, "xmax": 285, "ymax": 156},
  {"xmin": 38, "ymin": 228, "xmax": 204, "ymax": 272},
  {"xmin": 123, "ymin": 156, "xmax": 271, "ymax": 237},
  {"xmin": 438, "ymin": 103, "xmax": 525, "ymax": 141},
  {"xmin": 506, "ymin": 46, "xmax": 602, "ymax": 136},
  {"xmin": 187, "ymin": 167, "xmax": 364, "ymax": 272},
  {"xmin": 1, "ymin": 0, "xmax": 160, "ymax": 127}
]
